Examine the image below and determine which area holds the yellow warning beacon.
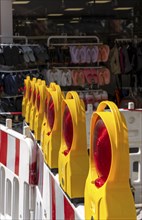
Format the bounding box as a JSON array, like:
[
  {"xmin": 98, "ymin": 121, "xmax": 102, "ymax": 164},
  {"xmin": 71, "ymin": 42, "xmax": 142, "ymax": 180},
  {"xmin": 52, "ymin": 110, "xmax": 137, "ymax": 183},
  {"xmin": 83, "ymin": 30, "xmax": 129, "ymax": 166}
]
[
  {"xmin": 34, "ymin": 80, "xmax": 46, "ymax": 141},
  {"xmin": 25, "ymin": 77, "xmax": 36, "ymax": 124},
  {"xmin": 22, "ymin": 76, "xmax": 31, "ymax": 118},
  {"xmin": 29, "ymin": 79, "xmax": 41, "ymax": 131},
  {"xmin": 42, "ymin": 83, "xmax": 64, "ymax": 171},
  {"xmin": 85, "ymin": 101, "xmax": 136, "ymax": 220},
  {"xmin": 58, "ymin": 91, "xmax": 89, "ymax": 201},
  {"xmin": 40, "ymin": 82, "xmax": 57, "ymax": 151}
]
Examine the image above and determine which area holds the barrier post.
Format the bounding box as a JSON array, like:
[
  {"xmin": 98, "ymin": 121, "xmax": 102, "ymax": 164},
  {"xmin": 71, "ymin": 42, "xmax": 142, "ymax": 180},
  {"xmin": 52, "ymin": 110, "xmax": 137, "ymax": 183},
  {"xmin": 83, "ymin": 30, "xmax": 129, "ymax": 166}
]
[{"xmin": 84, "ymin": 101, "xmax": 136, "ymax": 220}]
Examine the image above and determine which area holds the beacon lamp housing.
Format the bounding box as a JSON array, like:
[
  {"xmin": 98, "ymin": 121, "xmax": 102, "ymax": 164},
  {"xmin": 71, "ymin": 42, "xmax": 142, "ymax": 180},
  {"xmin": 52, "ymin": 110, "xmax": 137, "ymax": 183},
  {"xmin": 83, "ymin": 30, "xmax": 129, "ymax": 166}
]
[
  {"xmin": 22, "ymin": 76, "xmax": 31, "ymax": 118},
  {"xmin": 41, "ymin": 83, "xmax": 57, "ymax": 151},
  {"xmin": 58, "ymin": 91, "xmax": 89, "ymax": 201},
  {"xmin": 25, "ymin": 77, "xmax": 36, "ymax": 124},
  {"xmin": 41, "ymin": 87, "xmax": 51, "ymax": 153},
  {"xmin": 29, "ymin": 79, "xmax": 42, "ymax": 132},
  {"xmin": 84, "ymin": 101, "xmax": 136, "ymax": 220},
  {"xmin": 43, "ymin": 84, "xmax": 64, "ymax": 171},
  {"xmin": 34, "ymin": 80, "xmax": 46, "ymax": 141}
]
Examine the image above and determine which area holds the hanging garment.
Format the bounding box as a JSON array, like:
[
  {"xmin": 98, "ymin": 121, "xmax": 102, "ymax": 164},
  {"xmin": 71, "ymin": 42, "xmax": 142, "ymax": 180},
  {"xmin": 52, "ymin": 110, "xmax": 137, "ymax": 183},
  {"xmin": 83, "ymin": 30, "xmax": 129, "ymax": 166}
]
[
  {"xmin": 91, "ymin": 46, "xmax": 99, "ymax": 63},
  {"xmin": 3, "ymin": 74, "xmax": 18, "ymax": 95},
  {"xmin": 122, "ymin": 46, "xmax": 132, "ymax": 74},
  {"xmin": 69, "ymin": 46, "xmax": 80, "ymax": 64},
  {"xmin": 65, "ymin": 70, "xmax": 72, "ymax": 86},
  {"xmin": 78, "ymin": 70, "xmax": 86, "ymax": 87},
  {"xmin": 79, "ymin": 46, "xmax": 87, "ymax": 64},
  {"xmin": 97, "ymin": 45, "xmax": 110, "ymax": 62},
  {"xmin": 3, "ymin": 46, "xmax": 13, "ymax": 66},
  {"xmin": 84, "ymin": 69, "xmax": 93, "ymax": 85},
  {"xmin": 119, "ymin": 47, "xmax": 125, "ymax": 74},
  {"xmin": 86, "ymin": 47, "xmax": 92, "ymax": 64},
  {"xmin": 137, "ymin": 46, "xmax": 142, "ymax": 72},
  {"xmin": 109, "ymin": 46, "xmax": 121, "ymax": 75},
  {"xmin": 0, "ymin": 47, "xmax": 5, "ymax": 65}
]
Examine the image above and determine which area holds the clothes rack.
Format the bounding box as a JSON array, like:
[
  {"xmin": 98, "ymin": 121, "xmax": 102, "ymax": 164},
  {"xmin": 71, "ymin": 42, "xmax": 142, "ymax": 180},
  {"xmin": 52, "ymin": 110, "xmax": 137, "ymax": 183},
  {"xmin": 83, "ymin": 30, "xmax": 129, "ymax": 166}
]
[
  {"xmin": 0, "ymin": 35, "xmax": 28, "ymax": 44},
  {"xmin": 51, "ymin": 66, "xmax": 103, "ymax": 69},
  {"xmin": 0, "ymin": 68, "xmax": 38, "ymax": 73},
  {"xmin": 0, "ymin": 43, "xmax": 39, "ymax": 47},
  {"xmin": 47, "ymin": 35, "xmax": 102, "ymax": 47}
]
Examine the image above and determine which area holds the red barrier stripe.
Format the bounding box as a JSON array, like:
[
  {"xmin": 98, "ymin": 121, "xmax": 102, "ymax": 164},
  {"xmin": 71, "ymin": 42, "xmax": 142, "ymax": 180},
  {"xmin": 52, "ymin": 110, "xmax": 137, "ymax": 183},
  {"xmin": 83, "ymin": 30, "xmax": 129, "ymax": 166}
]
[
  {"xmin": 15, "ymin": 138, "xmax": 20, "ymax": 175},
  {"xmin": 64, "ymin": 196, "xmax": 75, "ymax": 220},
  {"xmin": 0, "ymin": 130, "xmax": 8, "ymax": 166},
  {"xmin": 51, "ymin": 175, "xmax": 56, "ymax": 220}
]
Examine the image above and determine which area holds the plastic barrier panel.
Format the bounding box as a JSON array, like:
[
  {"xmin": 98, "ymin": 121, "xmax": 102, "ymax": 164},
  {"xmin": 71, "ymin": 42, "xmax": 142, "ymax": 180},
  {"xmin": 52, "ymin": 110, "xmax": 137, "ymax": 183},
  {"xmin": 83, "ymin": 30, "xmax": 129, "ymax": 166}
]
[
  {"xmin": 34, "ymin": 80, "xmax": 46, "ymax": 141},
  {"xmin": 58, "ymin": 91, "xmax": 89, "ymax": 201},
  {"xmin": 120, "ymin": 109, "xmax": 142, "ymax": 204},
  {"xmin": 25, "ymin": 77, "xmax": 36, "ymax": 124},
  {"xmin": 22, "ymin": 76, "xmax": 31, "ymax": 118},
  {"xmin": 42, "ymin": 83, "xmax": 64, "ymax": 171},
  {"xmin": 29, "ymin": 79, "xmax": 41, "ymax": 131},
  {"xmin": 34, "ymin": 159, "xmax": 85, "ymax": 220},
  {"xmin": 0, "ymin": 122, "xmax": 37, "ymax": 185},
  {"xmin": 85, "ymin": 101, "xmax": 136, "ymax": 220},
  {"xmin": 0, "ymin": 163, "xmax": 31, "ymax": 220}
]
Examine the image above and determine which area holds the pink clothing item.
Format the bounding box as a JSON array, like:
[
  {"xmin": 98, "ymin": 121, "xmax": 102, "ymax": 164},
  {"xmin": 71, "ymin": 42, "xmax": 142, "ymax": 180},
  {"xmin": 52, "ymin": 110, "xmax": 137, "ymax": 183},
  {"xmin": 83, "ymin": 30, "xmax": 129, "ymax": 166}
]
[
  {"xmin": 78, "ymin": 70, "xmax": 85, "ymax": 86},
  {"xmin": 86, "ymin": 47, "xmax": 91, "ymax": 64},
  {"xmin": 91, "ymin": 69, "xmax": 98, "ymax": 84},
  {"xmin": 98, "ymin": 70, "xmax": 105, "ymax": 86},
  {"xmin": 71, "ymin": 70, "xmax": 79, "ymax": 86},
  {"xmin": 84, "ymin": 69, "xmax": 93, "ymax": 85},
  {"xmin": 97, "ymin": 45, "xmax": 110, "ymax": 62},
  {"xmin": 61, "ymin": 72, "xmax": 67, "ymax": 86},
  {"xmin": 101, "ymin": 91, "xmax": 108, "ymax": 100},
  {"xmin": 85, "ymin": 93, "xmax": 94, "ymax": 105},
  {"xmin": 98, "ymin": 68, "xmax": 110, "ymax": 85},
  {"xmin": 79, "ymin": 46, "xmax": 87, "ymax": 64},
  {"xmin": 69, "ymin": 46, "xmax": 80, "ymax": 64},
  {"xmin": 91, "ymin": 46, "xmax": 99, "ymax": 63},
  {"xmin": 66, "ymin": 70, "xmax": 72, "ymax": 86},
  {"xmin": 102, "ymin": 68, "xmax": 110, "ymax": 85}
]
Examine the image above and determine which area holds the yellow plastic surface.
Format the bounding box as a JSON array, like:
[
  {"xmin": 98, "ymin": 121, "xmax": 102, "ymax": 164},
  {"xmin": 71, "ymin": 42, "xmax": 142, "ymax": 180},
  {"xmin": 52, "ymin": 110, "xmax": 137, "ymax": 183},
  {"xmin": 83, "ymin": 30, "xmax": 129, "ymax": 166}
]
[
  {"xmin": 29, "ymin": 79, "xmax": 41, "ymax": 131},
  {"xmin": 85, "ymin": 101, "xmax": 136, "ymax": 220},
  {"xmin": 34, "ymin": 80, "xmax": 46, "ymax": 141},
  {"xmin": 42, "ymin": 83, "xmax": 64, "ymax": 170},
  {"xmin": 25, "ymin": 77, "xmax": 36, "ymax": 123},
  {"xmin": 22, "ymin": 76, "xmax": 30, "ymax": 117},
  {"xmin": 58, "ymin": 91, "xmax": 89, "ymax": 199}
]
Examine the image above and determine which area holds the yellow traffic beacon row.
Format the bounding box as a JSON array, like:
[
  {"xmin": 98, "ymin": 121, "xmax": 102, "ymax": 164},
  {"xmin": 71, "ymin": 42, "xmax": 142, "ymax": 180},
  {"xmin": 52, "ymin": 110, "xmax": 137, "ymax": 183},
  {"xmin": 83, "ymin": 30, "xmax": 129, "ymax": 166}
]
[{"xmin": 22, "ymin": 78, "xmax": 136, "ymax": 220}]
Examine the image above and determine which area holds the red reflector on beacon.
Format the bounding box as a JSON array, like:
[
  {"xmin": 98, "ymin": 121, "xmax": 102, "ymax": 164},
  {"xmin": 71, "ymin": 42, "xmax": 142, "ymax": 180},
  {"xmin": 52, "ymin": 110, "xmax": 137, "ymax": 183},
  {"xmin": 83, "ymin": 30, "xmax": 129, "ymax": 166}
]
[
  {"xmin": 63, "ymin": 105, "xmax": 73, "ymax": 155},
  {"xmin": 93, "ymin": 119, "xmax": 111, "ymax": 188},
  {"xmin": 47, "ymin": 97, "xmax": 55, "ymax": 130}
]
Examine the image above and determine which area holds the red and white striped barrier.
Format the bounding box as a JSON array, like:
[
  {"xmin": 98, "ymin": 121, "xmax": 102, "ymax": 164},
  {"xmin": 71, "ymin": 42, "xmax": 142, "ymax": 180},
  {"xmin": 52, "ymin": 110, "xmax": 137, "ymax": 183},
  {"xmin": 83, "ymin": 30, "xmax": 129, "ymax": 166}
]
[
  {"xmin": 0, "ymin": 120, "xmax": 37, "ymax": 220},
  {"xmin": 0, "ymin": 120, "xmax": 37, "ymax": 184}
]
